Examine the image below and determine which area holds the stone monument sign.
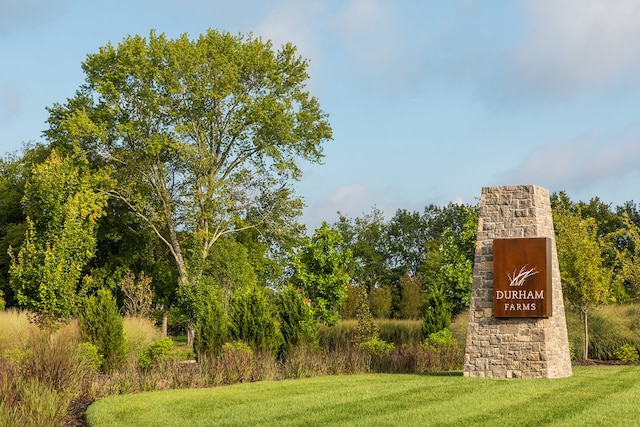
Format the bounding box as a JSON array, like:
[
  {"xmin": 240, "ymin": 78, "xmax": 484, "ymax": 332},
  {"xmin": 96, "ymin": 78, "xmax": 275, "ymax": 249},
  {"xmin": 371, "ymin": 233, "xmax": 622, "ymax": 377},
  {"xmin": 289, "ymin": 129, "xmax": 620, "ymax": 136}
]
[{"xmin": 463, "ymin": 185, "xmax": 572, "ymax": 378}]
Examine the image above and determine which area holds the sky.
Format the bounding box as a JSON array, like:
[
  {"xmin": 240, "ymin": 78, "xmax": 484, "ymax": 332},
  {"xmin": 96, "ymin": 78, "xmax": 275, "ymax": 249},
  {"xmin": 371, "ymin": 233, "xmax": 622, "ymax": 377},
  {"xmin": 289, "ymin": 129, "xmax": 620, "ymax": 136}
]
[{"xmin": 2, "ymin": 0, "xmax": 640, "ymax": 230}]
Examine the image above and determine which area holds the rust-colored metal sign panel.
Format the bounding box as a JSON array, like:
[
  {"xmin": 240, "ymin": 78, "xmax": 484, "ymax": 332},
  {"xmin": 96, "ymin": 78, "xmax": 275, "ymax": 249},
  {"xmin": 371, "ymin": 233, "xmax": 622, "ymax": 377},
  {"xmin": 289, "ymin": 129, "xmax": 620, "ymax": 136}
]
[{"xmin": 493, "ymin": 237, "xmax": 552, "ymax": 318}]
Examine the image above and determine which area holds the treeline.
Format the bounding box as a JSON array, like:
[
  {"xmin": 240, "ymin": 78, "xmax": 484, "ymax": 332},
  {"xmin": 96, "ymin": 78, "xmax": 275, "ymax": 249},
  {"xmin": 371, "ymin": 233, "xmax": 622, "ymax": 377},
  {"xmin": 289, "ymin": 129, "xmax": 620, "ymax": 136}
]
[
  {"xmin": 1, "ymin": 29, "xmax": 639, "ymax": 356},
  {"xmin": 0, "ymin": 142, "xmax": 476, "ymax": 325}
]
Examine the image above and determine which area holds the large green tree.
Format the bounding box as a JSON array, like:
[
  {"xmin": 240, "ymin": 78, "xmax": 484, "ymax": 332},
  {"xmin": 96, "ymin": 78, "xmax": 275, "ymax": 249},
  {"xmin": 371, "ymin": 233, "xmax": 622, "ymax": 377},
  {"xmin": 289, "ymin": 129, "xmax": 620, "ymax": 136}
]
[
  {"xmin": 8, "ymin": 148, "xmax": 109, "ymax": 329},
  {"xmin": 45, "ymin": 30, "xmax": 332, "ymax": 300}
]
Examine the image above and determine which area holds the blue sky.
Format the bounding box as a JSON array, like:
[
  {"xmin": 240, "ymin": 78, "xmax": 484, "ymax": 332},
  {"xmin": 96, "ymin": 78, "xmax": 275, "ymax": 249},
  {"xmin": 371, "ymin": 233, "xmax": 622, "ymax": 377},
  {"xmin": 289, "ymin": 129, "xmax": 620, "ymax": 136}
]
[{"xmin": 2, "ymin": 0, "xmax": 640, "ymax": 230}]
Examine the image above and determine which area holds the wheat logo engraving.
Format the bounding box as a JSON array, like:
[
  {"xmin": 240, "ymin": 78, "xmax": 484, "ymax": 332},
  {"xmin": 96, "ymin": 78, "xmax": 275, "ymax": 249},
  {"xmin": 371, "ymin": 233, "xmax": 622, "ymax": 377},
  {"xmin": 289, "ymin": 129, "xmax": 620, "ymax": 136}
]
[{"xmin": 508, "ymin": 265, "xmax": 539, "ymax": 287}]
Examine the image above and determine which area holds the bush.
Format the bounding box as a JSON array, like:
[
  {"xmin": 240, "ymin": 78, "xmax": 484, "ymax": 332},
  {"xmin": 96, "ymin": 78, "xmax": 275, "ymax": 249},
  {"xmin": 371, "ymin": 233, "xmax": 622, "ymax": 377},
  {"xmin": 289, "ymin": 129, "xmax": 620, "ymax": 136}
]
[
  {"xmin": 276, "ymin": 285, "xmax": 317, "ymax": 354},
  {"xmin": 424, "ymin": 328, "xmax": 457, "ymax": 349},
  {"xmin": 353, "ymin": 288, "xmax": 377, "ymax": 345},
  {"xmin": 613, "ymin": 344, "xmax": 639, "ymax": 363},
  {"xmin": 77, "ymin": 342, "xmax": 102, "ymax": 374},
  {"xmin": 229, "ymin": 285, "xmax": 282, "ymax": 355},
  {"xmin": 358, "ymin": 337, "xmax": 395, "ymax": 357},
  {"xmin": 79, "ymin": 288, "xmax": 126, "ymax": 372},
  {"xmin": 138, "ymin": 338, "xmax": 174, "ymax": 369},
  {"xmin": 194, "ymin": 284, "xmax": 228, "ymax": 359},
  {"xmin": 422, "ymin": 328, "xmax": 462, "ymax": 371},
  {"xmin": 421, "ymin": 286, "xmax": 451, "ymax": 338}
]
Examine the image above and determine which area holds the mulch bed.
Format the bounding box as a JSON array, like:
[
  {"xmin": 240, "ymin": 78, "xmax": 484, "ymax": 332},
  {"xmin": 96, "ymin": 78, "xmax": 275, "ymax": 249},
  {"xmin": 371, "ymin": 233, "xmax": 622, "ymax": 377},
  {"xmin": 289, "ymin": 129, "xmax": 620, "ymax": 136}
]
[
  {"xmin": 572, "ymin": 359, "xmax": 636, "ymax": 366},
  {"xmin": 64, "ymin": 396, "xmax": 94, "ymax": 427}
]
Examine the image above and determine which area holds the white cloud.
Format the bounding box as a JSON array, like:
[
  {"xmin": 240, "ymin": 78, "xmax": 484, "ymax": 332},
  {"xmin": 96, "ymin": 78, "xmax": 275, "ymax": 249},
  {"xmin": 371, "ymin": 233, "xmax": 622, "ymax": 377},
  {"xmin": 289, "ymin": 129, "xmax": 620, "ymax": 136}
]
[
  {"xmin": 254, "ymin": 0, "xmax": 324, "ymax": 63},
  {"xmin": 499, "ymin": 130, "xmax": 640, "ymax": 195},
  {"xmin": 302, "ymin": 183, "xmax": 408, "ymax": 230},
  {"xmin": 516, "ymin": 0, "xmax": 640, "ymax": 93}
]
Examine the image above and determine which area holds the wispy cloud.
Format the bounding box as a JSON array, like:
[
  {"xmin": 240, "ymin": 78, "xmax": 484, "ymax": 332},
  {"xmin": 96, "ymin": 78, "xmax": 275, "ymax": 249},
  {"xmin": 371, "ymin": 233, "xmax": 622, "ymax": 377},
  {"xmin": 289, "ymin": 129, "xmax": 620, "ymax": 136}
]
[
  {"xmin": 302, "ymin": 183, "xmax": 408, "ymax": 229},
  {"xmin": 254, "ymin": 0, "xmax": 324, "ymax": 64},
  {"xmin": 499, "ymin": 130, "xmax": 640, "ymax": 194},
  {"xmin": 515, "ymin": 0, "xmax": 640, "ymax": 94}
]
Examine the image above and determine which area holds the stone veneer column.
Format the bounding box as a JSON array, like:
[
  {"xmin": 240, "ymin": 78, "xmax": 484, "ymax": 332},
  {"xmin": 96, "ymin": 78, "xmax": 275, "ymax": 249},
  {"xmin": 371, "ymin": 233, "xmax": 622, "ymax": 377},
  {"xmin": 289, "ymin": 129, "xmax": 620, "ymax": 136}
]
[{"xmin": 463, "ymin": 185, "xmax": 572, "ymax": 378}]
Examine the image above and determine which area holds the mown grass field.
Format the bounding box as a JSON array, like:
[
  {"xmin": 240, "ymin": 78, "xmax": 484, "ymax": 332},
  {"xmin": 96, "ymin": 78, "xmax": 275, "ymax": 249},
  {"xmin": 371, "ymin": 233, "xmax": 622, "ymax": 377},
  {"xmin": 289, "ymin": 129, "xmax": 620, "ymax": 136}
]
[{"xmin": 87, "ymin": 366, "xmax": 640, "ymax": 427}]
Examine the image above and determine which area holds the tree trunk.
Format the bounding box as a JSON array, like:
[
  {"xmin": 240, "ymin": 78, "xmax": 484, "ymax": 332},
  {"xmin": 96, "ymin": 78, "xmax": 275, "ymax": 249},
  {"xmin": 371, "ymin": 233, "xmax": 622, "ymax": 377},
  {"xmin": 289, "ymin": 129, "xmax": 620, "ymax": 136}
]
[
  {"xmin": 187, "ymin": 326, "xmax": 195, "ymax": 347},
  {"xmin": 583, "ymin": 309, "xmax": 589, "ymax": 360},
  {"xmin": 162, "ymin": 309, "xmax": 168, "ymax": 337}
]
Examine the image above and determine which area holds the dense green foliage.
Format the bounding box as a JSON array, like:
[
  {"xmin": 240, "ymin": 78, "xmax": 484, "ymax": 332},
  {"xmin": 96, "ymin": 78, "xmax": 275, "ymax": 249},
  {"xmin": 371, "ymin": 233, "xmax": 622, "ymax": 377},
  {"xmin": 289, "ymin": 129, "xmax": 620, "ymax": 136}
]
[
  {"xmin": 289, "ymin": 222, "xmax": 352, "ymax": 325},
  {"xmin": 275, "ymin": 285, "xmax": 317, "ymax": 354},
  {"xmin": 421, "ymin": 285, "xmax": 451, "ymax": 337},
  {"xmin": 79, "ymin": 288, "xmax": 126, "ymax": 372},
  {"xmin": 8, "ymin": 148, "xmax": 108, "ymax": 329},
  {"xmin": 229, "ymin": 284, "xmax": 282, "ymax": 354},
  {"xmin": 44, "ymin": 29, "xmax": 331, "ymax": 308},
  {"xmin": 193, "ymin": 283, "xmax": 228, "ymax": 358},
  {"xmin": 137, "ymin": 337, "xmax": 174, "ymax": 369}
]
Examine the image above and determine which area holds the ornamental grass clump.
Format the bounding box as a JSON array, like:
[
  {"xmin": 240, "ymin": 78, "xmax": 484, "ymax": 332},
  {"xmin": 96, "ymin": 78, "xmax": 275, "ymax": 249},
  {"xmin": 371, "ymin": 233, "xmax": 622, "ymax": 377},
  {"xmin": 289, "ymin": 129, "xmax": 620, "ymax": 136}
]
[{"xmin": 0, "ymin": 328, "xmax": 95, "ymax": 427}]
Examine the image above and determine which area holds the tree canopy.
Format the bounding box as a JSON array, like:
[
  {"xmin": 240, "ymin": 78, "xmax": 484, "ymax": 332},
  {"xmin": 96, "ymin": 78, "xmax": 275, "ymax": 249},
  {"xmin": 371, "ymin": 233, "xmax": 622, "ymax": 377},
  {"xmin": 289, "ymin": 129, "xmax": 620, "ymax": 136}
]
[{"xmin": 45, "ymin": 30, "xmax": 332, "ymax": 294}]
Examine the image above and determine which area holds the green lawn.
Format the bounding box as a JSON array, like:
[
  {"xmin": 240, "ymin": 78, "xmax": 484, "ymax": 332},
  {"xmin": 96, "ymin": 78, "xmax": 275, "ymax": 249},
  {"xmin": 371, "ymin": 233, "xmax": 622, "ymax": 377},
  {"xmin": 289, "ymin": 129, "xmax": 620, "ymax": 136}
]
[{"xmin": 87, "ymin": 366, "xmax": 640, "ymax": 426}]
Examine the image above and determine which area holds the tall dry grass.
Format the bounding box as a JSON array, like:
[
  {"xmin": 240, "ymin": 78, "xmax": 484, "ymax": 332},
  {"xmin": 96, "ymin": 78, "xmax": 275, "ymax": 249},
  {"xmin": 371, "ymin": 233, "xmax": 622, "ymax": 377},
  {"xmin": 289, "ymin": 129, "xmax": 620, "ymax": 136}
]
[
  {"xmin": 122, "ymin": 316, "xmax": 163, "ymax": 365},
  {"xmin": 0, "ymin": 323, "xmax": 94, "ymax": 427}
]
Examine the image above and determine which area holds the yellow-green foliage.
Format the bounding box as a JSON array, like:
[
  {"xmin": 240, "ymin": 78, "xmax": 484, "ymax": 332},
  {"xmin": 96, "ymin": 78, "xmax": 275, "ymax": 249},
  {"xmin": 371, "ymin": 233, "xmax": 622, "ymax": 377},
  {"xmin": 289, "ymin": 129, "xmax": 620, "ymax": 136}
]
[
  {"xmin": 613, "ymin": 344, "xmax": 639, "ymax": 363},
  {"xmin": 123, "ymin": 316, "xmax": 162, "ymax": 365}
]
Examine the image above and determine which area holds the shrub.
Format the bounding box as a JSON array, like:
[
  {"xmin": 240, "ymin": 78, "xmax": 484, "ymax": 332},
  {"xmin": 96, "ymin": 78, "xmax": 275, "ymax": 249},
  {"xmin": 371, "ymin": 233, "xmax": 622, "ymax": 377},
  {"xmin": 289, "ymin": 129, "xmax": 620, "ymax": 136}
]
[
  {"xmin": 421, "ymin": 286, "xmax": 451, "ymax": 338},
  {"xmin": 276, "ymin": 285, "xmax": 317, "ymax": 354},
  {"xmin": 353, "ymin": 287, "xmax": 378, "ymax": 345},
  {"xmin": 424, "ymin": 328, "xmax": 458, "ymax": 348},
  {"xmin": 229, "ymin": 285, "xmax": 282, "ymax": 355},
  {"xmin": 77, "ymin": 342, "xmax": 102, "ymax": 374},
  {"xmin": 194, "ymin": 284, "xmax": 228, "ymax": 359},
  {"xmin": 358, "ymin": 337, "xmax": 395, "ymax": 357},
  {"xmin": 138, "ymin": 338, "xmax": 174, "ymax": 370},
  {"xmin": 613, "ymin": 344, "xmax": 639, "ymax": 363},
  {"xmin": 79, "ymin": 288, "xmax": 126, "ymax": 372},
  {"xmin": 422, "ymin": 328, "xmax": 462, "ymax": 371}
]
